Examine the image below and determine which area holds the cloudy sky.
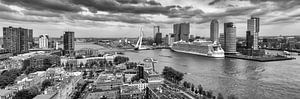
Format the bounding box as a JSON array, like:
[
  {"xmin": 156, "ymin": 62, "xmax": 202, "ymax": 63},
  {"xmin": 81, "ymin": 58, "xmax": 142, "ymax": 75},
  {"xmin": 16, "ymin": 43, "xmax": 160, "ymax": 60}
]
[{"xmin": 1, "ymin": 0, "xmax": 300, "ymax": 38}]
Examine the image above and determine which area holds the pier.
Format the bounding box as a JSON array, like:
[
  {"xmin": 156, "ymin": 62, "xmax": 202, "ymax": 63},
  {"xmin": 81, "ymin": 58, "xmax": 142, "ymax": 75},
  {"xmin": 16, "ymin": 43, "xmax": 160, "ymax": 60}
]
[{"xmin": 226, "ymin": 55, "xmax": 296, "ymax": 62}]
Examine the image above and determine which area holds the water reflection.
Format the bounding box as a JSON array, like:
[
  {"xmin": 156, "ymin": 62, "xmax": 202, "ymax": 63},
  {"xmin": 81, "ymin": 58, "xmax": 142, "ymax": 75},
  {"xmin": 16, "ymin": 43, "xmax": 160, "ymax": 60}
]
[{"xmin": 222, "ymin": 58, "xmax": 239, "ymax": 77}]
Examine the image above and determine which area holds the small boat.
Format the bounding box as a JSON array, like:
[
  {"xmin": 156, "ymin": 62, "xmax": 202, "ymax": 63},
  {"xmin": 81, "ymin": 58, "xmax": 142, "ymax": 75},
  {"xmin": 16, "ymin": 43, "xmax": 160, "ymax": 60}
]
[
  {"xmin": 159, "ymin": 55, "xmax": 173, "ymax": 58},
  {"xmin": 283, "ymin": 51, "xmax": 291, "ymax": 55}
]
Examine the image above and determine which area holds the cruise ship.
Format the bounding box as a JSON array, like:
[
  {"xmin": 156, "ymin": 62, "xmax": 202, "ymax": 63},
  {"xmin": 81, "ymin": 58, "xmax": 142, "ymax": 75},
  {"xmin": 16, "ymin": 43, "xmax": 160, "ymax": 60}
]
[{"xmin": 171, "ymin": 39, "xmax": 225, "ymax": 58}]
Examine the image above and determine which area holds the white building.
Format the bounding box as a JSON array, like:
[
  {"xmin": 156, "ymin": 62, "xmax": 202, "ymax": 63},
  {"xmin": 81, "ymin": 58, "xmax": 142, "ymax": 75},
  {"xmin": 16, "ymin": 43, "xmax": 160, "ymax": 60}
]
[{"xmin": 39, "ymin": 34, "xmax": 49, "ymax": 49}]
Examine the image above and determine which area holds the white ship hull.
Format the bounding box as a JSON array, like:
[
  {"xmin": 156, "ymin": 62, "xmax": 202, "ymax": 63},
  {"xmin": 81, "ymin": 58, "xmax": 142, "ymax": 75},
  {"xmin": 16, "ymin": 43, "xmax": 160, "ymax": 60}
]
[{"xmin": 171, "ymin": 48, "xmax": 224, "ymax": 58}]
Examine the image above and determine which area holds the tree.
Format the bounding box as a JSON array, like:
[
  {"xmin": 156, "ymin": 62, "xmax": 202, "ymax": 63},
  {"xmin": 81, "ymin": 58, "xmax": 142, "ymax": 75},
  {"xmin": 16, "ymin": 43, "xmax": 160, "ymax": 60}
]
[
  {"xmin": 162, "ymin": 66, "xmax": 184, "ymax": 84},
  {"xmin": 0, "ymin": 75, "xmax": 14, "ymax": 88},
  {"xmin": 198, "ymin": 84, "xmax": 203, "ymax": 94},
  {"xmin": 83, "ymin": 71, "xmax": 87, "ymax": 77},
  {"xmin": 207, "ymin": 90, "xmax": 213, "ymax": 98},
  {"xmin": 186, "ymin": 82, "xmax": 191, "ymax": 88},
  {"xmin": 85, "ymin": 63, "xmax": 89, "ymax": 68},
  {"xmin": 14, "ymin": 87, "xmax": 40, "ymax": 99},
  {"xmin": 217, "ymin": 93, "xmax": 224, "ymax": 99},
  {"xmin": 228, "ymin": 94, "xmax": 238, "ymax": 99},
  {"xmin": 61, "ymin": 63, "xmax": 65, "ymax": 67},
  {"xmin": 183, "ymin": 81, "xmax": 188, "ymax": 88},
  {"xmin": 195, "ymin": 90, "xmax": 198, "ymax": 94},
  {"xmin": 191, "ymin": 84, "xmax": 195, "ymax": 91},
  {"xmin": 125, "ymin": 62, "xmax": 137, "ymax": 69},
  {"xmin": 80, "ymin": 62, "xmax": 84, "ymax": 69},
  {"xmin": 113, "ymin": 56, "xmax": 129, "ymax": 65},
  {"xmin": 2, "ymin": 69, "xmax": 22, "ymax": 79},
  {"xmin": 88, "ymin": 71, "xmax": 93, "ymax": 78},
  {"xmin": 41, "ymin": 79, "xmax": 53, "ymax": 91}
]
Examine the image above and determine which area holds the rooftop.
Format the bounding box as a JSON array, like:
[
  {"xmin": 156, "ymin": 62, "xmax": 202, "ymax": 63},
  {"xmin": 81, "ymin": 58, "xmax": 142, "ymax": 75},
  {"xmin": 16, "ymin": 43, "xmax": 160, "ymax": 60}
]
[
  {"xmin": 0, "ymin": 89, "xmax": 14, "ymax": 96},
  {"xmin": 33, "ymin": 93, "xmax": 56, "ymax": 99},
  {"xmin": 121, "ymin": 86, "xmax": 141, "ymax": 94}
]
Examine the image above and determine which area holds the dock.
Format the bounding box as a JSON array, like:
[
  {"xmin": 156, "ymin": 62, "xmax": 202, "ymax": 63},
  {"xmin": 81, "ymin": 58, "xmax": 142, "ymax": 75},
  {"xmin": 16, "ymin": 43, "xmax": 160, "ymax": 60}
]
[{"xmin": 226, "ymin": 55, "xmax": 296, "ymax": 62}]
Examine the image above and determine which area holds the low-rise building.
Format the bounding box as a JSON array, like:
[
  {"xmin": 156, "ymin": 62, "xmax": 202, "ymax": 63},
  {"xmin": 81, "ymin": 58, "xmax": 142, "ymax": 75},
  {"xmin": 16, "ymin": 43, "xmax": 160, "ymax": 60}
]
[
  {"xmin": 33, "ymin": 93, "xmax": 56, "ymax": 99},
  {"xmin": 13, "ymin": 71, "xmax": 46, "ymax": 90},
  {"xmin": 93, "ymin": 73, "xmax": 123, "ymax": 91},
  {"xmin": 0, "ymin": 89, "xmax": 15, "ymax": 99},
  {"xmin": 120, "ymin": 85, "xmax": 144, "ymax": 99},
  {"xmin": 85, "ymin": 89, "xmax": 119, "ymax": 99}
]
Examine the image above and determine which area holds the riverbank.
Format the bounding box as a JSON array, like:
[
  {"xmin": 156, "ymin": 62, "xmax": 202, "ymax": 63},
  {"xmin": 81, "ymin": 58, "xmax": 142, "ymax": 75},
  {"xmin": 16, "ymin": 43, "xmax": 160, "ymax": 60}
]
[{"xmin": 226, "ymin": 55, "xmax": 296, "ymax": 62}]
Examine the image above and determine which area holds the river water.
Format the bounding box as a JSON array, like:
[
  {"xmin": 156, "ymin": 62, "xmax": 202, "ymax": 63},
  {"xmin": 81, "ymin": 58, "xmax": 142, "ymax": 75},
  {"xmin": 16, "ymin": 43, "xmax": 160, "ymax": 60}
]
[
  {"xmin": 124, "ymin": 49, "xmax": 300, "ymax": 99},
  {"xmin": 76, "ymin": 43, "xmax": 300, "ymax": 99}
]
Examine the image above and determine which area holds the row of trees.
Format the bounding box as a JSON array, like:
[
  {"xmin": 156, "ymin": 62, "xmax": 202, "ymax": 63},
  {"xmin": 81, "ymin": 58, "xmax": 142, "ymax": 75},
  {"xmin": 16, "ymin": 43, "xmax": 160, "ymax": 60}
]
[
  {"xmin": 162, "ymin": 66, "xmax": 184, "ymax": 84},
  {"xmin": 23, "ymin": 59, "xmax": 54, "ymax": 75},
  {"xmin": 62, "ymin": 60, "xmax": 113, "ymax": 71},
  {"xmin": 125, "ymin": 62, "xmax": 138, "ymax": 69},
  {"xmin": 114, "ymin": 56, "xmax": 129, "ymax": 65},
  {"xmin": 41, "ymin": 79, "xmax": 54, "ymax": 91},
  {"xmin": 13, "ymin": 86, "xmax": 40, "ymax": 99},
  {"xmin": 0, "ymin": 69, "xmax": 22, "ymax": 88},
  {"xmin": 183, "ymin": 81, "xmax": 238, "ymax": 99},
  {"xmin": 72, "ymin": 81, "xmax": 89, "ymax": 99}
]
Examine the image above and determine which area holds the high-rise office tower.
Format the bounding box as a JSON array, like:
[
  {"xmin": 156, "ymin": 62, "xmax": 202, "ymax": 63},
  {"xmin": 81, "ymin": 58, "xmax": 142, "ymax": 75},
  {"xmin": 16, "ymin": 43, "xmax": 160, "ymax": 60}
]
[
  {"xmin": 173, "ymin": 23, "xmax": 190, "ymax": 41},
  {"xmin": 63, "ymin": 31, "xmax": 75, "ymax": 55},
  {"xmin": 39, "ymin": 34, "xmax": 49, "ymax": 49},
  {"xmin": 219, "ymin": 33, "xmax": 225, "ymax": 49},
  {"xmin": 173, "ymin": 24, "xmax": 180, "ymax": 41},
  {"xmin": 247, "ymin": 17, "xmax": 260, "ymax": 50},
  {"xmin": 20, "ymin": 28, "xmax": 29, "ymax": 53},
  {"xmin": 154, "ymin": 32, "xmax": 162, "ymax": 45},
  {"xmin": 153, "ymin": 26, "xmax": 160, "ymax": 40},
  {"xmin": 224, "ymin": 22, "xmax": 237, "ymax": 54},
  {"xmin": 3, "ymin": 26, "xmax": 30, "ymax": 54},
  {"xmin": 164, "ymin": 34, "xmax": 169, "ymax": 45},
  {"xmin": 190, "ymin": 35, "xmax": 195, "ymax": 40},
  {"xmin": 137, "ymin": 66, "xmax": 144, "ymax": 79},
  {"xmin": 169, "ymin": 34, "xmax": 175, "ymax": 46},
  {"xmin": 28, "ymin": 29, "xmax": 33, "ymax": 48},
  {"xmin": 210, "ymin": 19, "xmax": 219, "ymax": 42}
]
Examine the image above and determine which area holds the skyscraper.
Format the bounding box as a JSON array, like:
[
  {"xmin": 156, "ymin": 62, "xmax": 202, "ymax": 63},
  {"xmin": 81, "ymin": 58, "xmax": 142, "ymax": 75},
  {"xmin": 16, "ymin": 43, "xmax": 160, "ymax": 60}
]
[
  {"xmin": 210, "ymin": 19, "xmax": 219, "ymax": 42},
  {"xmin": 153, "ymin": 26, "xmax": 160, "ymax": 40},
  {"xmin": 137, "ymin": 66, "xmax": 144, "ymax": 79},
  {"xmin": 28, "ymin": 29, "xmax": 33, "ymax": 48},
  {"xmin": 173, "ymin": 24, "xmax": 180, "ymax": 41},
  {"xmin": 169, "ymin": 34, "xmax": 175, "ymax": 46},
  {"xmin": 247, "ymin": 17, "xmax": 260, "ymax": 50},
  {"xmin": 20, "ymin": 28, "xmax": 29, "ymax": 53},
  {"xmin": 154, "ymin": 32, "xmax": 162, "ymax": 45},
  {"xmin": 63, "ymin": 31, "xmax": 75, "ymax": 56},
  {"xmin": 224, "ymin": 22, "xmax": 237, "ymax": 54},
  {"xmin": 39, "ymin": 34, "xmax": 49, "ymax": 49},
  {"xmin": 3, "ymin": 26, "xmax": 30, "ymax": 54},
  {"xmin": 189, "ymin": 35, "xmax": 195, "ymax": 40},
  {"xmin": 173, "ymin": 23, "xmax": 190, "ymax": 41},
  {"xmin": 219, "ymin": 33, "xmax": 225, "ymax": 49},
  {"xmin": 164, "ymin": 34, "xmax": 169, "ymax": 45}
]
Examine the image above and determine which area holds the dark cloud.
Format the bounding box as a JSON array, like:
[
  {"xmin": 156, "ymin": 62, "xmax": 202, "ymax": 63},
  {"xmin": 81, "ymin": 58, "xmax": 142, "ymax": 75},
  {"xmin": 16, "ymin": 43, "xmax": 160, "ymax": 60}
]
[
  {"xmin": 71, "ymin": 0, "xmax": 170, "ymax": 14},
  {"xmin": 203, "ymin": 6, "xmax": 258, "ymax": 18},
  {"xmin": 115, "ymin": 0, "xmax": 161, "ymax": 5},
  {"xmin": 1, "ymin": 0, "xmax": 82, "ymax": 12},
  {"xmin": 70, "ymin": 0, "xmax": 203, "ymax": 18},
  {"xmin": 67, "ymin": 13, "xmax": 151, "ymax": 24},
  {"xmin": 0, "ymin": 12, "xmax": 59, "ymax": 23},
  {"xmin": 0, "ymin": 4, "xmax": 16, "ymax": 12},
  {"xmin": 243, "ymin": 0, "xmax": 300, "ymax": 11},
  {"xmin": 167, "ymin": 9, "xmax": 204, "ymax": 18},
  {"xmin": 209, "ymin": 0, "xmax": 222, "ymax": 5},
  {"xmin": 22, "ymin": 10, "xmax": 61, "ymax": 17}
]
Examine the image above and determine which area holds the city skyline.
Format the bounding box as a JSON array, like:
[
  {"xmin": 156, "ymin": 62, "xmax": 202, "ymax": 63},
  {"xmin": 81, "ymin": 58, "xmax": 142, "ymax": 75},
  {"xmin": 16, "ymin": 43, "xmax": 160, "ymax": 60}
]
[{"xmin": 1, "ymin": 0, "xmax": 300, "ymax": 38}]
